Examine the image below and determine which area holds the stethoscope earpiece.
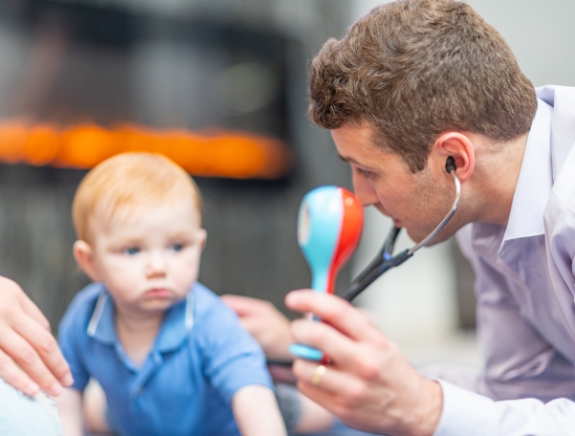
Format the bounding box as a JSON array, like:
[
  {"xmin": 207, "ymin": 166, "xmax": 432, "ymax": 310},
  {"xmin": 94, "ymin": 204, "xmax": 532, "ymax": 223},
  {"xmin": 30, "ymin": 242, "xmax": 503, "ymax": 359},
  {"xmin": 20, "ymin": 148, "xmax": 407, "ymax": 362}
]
[{"xmin": 445, "ymin": 156, "xmax": 456, "ymax": 173}]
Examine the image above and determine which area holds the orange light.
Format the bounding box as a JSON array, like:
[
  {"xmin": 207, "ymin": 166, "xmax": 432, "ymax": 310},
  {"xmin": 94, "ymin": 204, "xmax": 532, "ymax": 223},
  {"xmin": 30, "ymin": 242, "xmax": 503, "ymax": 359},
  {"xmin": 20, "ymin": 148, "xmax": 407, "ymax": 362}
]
[{"xmin": 0, "ymin": 120, "xmax": 293, "ymax": 179}]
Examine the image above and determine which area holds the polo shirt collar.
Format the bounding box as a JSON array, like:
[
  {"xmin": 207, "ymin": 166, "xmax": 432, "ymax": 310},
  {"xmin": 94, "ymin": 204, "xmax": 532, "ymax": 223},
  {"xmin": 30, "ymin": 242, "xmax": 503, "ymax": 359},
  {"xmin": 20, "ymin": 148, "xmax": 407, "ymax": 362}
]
[
  {"xmin": 156, "ymin": 290, "xmax": 195, "ymax": 352},
  {"xmin": 87, "ymin": 291, "xmax": 116, "ymax": 345},
  {"xmin": 499, "ymin": 98, "xmax": 553, "ymax": 254},
  {"xmin": 86, "ymin": 285, "xmax": 195, "ymax": 353}
]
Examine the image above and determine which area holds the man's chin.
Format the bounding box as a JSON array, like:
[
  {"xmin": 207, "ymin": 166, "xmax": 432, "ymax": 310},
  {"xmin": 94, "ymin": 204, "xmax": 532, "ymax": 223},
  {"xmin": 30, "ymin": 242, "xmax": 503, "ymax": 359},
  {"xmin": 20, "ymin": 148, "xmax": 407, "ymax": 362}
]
[
  {"xmin": 404, "ymin": 226, "xmax": 453, "ymax": 247},
  {"xmin": 404, "ymin": 227, "xmax": 426, "ymax": 244}
]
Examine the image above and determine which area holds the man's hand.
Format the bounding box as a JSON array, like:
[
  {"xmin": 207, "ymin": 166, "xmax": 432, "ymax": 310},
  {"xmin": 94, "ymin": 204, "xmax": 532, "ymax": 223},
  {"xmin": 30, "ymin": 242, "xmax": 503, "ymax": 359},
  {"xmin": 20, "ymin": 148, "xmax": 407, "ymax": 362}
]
[
  {"xmin": 0, "ymin": 276, "xmax": 72, "ymax": 396},
  {"xmin": 221, "ymin": 294, "xmax": 294, "ymax": 361},
  {"xmin": 286, "ymin": 290, "xmax": 443, "ymax": 436}
]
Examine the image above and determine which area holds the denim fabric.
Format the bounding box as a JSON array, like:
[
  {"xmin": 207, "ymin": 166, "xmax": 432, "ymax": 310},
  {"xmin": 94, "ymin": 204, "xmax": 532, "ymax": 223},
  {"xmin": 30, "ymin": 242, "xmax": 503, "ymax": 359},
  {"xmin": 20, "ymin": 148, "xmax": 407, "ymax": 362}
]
[{"xmin": 0, "ymin": 378, "xmax": 63, "ymax": 436}]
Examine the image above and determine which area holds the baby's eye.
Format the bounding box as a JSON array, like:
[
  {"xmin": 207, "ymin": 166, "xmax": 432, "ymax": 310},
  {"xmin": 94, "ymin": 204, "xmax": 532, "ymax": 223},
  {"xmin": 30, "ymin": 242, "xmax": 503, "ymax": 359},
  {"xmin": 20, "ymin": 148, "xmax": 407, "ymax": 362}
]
[
  {"xmin": 171, "ymin": 243, "xmax": 185, "ymax": 252},
  {"xmin": 124, "ymin": 247, "xmax": 141, "ymax": 255}
]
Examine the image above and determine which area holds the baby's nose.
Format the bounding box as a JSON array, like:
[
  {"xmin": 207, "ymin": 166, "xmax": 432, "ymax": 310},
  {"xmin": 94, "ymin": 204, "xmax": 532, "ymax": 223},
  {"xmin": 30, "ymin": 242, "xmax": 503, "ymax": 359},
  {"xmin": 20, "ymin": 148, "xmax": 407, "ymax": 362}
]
[{"xmin": 146, "ymin": 252, "xmax": 168, "ymax": 277}]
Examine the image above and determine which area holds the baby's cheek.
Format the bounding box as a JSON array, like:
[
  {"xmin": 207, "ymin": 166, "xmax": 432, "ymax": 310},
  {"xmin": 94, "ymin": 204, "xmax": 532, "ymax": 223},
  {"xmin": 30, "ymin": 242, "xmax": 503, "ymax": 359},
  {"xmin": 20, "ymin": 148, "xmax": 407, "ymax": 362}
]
[
  {"xmin": 176, "ymin": 253, "xmax": 200, "ymax": 286},
  {"xmin": 103, "ymin": 261, "xmax": 142, "ymax": 292}
]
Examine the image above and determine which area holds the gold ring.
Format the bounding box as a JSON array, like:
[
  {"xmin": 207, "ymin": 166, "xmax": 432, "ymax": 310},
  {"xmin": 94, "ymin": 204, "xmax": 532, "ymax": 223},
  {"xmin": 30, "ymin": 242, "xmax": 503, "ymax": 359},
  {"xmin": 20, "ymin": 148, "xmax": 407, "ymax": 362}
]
[{"xmin": 311, "ymin": 364, "xmax": 327, "ymax": 386}]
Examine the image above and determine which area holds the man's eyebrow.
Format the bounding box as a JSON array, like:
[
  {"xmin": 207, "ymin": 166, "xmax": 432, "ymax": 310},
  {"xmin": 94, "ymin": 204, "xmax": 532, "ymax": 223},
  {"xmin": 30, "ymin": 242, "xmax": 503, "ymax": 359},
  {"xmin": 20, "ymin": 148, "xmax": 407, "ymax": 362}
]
[{"xmin": 337, "ymin": 154, "xmax": 360, "ymax": 165}]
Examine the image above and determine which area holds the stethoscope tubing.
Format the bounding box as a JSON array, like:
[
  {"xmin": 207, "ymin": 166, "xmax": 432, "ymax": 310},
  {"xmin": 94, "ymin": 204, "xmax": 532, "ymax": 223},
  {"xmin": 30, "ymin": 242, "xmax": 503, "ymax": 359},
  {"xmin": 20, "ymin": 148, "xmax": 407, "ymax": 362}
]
[{"xmin": 341, "ymin": 170, "xmax": 461, "ymax": 302}]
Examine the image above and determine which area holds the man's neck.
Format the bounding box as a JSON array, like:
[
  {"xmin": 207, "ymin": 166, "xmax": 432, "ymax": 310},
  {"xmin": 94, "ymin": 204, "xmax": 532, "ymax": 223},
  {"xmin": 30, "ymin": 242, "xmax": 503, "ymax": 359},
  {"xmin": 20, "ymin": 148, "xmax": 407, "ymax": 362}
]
[
  {"xmin": 470, "ymin": 133, "xmax": 529, "ymax": 227},
  {"xmin": 115, "ymin": 309, "xmax": 164, "ymax": 368}
]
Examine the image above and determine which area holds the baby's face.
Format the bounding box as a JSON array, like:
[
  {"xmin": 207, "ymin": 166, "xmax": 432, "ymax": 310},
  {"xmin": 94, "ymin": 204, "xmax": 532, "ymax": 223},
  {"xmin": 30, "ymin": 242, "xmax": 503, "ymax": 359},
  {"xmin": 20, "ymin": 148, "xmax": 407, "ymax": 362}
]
[{"xmin": 88, "ymin": 200, "xmax": 206, "ymax": 316}]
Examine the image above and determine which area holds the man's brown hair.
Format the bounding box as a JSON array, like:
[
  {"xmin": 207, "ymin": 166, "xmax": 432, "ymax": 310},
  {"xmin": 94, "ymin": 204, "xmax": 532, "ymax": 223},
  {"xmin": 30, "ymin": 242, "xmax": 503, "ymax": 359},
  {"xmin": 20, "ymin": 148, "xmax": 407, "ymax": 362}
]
[{"xmin": 308, "ymin": 0, "xmax": 537, "ymax": 172}]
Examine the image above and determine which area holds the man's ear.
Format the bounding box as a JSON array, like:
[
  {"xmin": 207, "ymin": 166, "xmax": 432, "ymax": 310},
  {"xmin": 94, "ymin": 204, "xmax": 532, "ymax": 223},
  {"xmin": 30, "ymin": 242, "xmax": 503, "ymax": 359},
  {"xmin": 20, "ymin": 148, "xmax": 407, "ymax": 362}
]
[
  {"xmin": 431, "ymin": 132, "xmax": 475, "ymax": 183},
  {"xmin": 73, "ymin": 240, "xmax": 101, "ymax": 282}
]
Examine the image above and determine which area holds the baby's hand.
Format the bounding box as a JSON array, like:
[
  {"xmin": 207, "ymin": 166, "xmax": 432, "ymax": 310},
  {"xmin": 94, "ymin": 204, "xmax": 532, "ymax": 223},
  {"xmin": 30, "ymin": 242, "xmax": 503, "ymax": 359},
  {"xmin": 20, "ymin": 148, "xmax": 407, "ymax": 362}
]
[{"xmin": 232, "ymin": 385, "xmax": 287, "ymax": 436}]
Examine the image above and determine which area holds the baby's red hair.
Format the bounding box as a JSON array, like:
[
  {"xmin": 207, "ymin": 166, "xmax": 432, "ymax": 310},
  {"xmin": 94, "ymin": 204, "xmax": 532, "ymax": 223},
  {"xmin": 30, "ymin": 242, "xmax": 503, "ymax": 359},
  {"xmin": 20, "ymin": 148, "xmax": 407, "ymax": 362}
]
[{"xmin": 72, "ymin": 152, "xmax": 202, "ymax": 242}]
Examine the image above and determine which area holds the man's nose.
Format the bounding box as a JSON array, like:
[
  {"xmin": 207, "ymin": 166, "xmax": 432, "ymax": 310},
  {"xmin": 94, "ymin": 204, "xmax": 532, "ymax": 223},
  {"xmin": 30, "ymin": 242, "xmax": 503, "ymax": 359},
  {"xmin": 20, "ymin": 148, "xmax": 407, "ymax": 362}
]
[
  {"xmin": 146, "ymin": 251, "xmax": 167, "ymax": 278},
  {"xmin": 352, "ymin": 172, "xmax": 379, "ymax": 207}
]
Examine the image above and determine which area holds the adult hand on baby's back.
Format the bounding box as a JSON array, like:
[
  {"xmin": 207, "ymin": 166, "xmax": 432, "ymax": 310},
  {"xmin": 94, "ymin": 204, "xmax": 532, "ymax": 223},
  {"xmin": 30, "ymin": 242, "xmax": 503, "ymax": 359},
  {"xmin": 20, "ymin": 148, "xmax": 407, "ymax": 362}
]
[
  {"xmin": 221, "ymin": 295, "xmax": 296, "ymax": 384},
  {"xmin": 286, "ymin": 290, "xmax": 443, "ymax": 436},
  {"xmin": 0, "ymin": 276, "xmax": 72, "ymax": 397},
  {"xmin": 221, "ymin": 294, "xmax": 294, "ymax": 361}
]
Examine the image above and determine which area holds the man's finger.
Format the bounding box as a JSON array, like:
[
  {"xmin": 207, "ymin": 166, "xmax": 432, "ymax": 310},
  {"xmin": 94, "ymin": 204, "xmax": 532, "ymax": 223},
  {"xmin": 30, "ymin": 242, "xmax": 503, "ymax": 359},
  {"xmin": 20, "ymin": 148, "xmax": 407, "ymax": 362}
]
[
  {"xmin": 290, "ymin": 319, "xmax": 383, "ymax": 371},
  {"xmin": 291, "ymin": 319, "xmax": 393, "ymax": 378},
  {"xmin": 285, "ymin": 290, "xmax": 384, "ymax": 344},
  {"xmin": 292, "ymin": 358, "xmax": 363, "ymax": 397},
  {"xmin": 0, "ymin": 347, "xmax": 40, "ymax": 397},
  {"xmin": 296, "ymin": 378, "xmax": 345, "ymax": 419},
  {"xmin": 0, "ymin": 329, "xmax": 63, "ymax": 396},
  {"xmin": 220, "ymin": 295, "xmax": 264, "ymax": 317},
  {"xmin": 12, "ymin": 314, "xmax": 72, "ymax": 387}
]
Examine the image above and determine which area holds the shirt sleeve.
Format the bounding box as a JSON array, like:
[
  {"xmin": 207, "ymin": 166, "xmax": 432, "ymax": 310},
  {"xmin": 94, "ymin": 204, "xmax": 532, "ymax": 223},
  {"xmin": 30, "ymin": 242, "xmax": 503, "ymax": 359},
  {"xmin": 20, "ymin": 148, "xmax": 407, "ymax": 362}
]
[
  {"xmin": 57, "ymin": 298, "xmax": 91, "ymax": 392},
  {"xmin": 195, "ymin": 294, "xmax": 273, "ymax": 403},
  {"xmin": 434, "ymin": 380, "xmax": 575, "ymax": 436}
]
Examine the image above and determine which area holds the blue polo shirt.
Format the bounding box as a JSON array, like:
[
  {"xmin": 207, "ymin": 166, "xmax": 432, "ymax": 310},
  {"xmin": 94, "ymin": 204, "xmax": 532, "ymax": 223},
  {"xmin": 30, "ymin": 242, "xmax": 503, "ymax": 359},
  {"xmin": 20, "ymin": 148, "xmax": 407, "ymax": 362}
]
[{"xmin": 58, "ymin": 282, "xmax": 273, "ymax": 436}]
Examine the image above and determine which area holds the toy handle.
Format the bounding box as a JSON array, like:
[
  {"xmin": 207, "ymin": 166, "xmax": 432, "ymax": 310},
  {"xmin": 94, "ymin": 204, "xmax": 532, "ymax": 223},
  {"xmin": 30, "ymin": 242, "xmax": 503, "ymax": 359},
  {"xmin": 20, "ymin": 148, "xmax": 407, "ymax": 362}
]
[{"xmin": 289, "ymin": 186, "xmax": 363, "ymax": 362}]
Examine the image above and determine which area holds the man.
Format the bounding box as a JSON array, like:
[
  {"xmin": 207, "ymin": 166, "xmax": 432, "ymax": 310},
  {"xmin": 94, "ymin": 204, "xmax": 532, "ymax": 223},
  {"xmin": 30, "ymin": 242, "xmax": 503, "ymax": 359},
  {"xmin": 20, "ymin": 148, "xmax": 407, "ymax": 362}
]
[{"xmin": 242, "ymin": 0, "xmax": 575, "ymax": 435}]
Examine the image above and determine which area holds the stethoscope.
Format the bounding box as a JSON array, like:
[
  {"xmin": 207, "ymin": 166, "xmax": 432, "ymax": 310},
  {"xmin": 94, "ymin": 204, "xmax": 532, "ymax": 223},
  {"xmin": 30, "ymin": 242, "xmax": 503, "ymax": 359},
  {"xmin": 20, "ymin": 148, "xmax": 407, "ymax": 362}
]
[
  {"xmin": 276, "ymin": 157, "xmax": 462, "ymax": 364},
  {"xmin": 341, "ymin": 156, "xmax": 461, "ymax": 302}
]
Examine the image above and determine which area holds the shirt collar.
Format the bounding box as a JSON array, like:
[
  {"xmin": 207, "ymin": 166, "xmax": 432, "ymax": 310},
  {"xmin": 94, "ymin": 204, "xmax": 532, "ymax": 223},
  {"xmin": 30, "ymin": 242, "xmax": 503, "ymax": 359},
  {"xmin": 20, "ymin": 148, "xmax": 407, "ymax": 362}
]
[
  {"xmin": 499, "ymin": 98, "xmax": 553, "ymax": 250},
  {"xmin": 536, "ymin": 85, "xmax": 575, "ymax": 181},
  {"xmin": 87, "ymin": 285, "xmax": 195, "ymax": 353}
]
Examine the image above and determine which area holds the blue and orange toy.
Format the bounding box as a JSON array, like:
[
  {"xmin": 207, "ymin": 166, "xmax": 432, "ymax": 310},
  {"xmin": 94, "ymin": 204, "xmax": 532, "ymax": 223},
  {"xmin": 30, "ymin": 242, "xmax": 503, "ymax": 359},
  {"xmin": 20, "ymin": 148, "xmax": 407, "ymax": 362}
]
[{"xmin": 289, "ymin": 186, "xmax": 363, "ymax": 361}]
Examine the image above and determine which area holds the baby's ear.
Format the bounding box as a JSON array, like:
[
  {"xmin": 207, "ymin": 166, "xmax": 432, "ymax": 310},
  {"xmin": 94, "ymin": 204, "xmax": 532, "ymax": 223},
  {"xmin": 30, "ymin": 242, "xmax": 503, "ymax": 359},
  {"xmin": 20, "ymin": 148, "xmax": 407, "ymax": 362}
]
[
  {"xmin": 198, "ymin": 229, "xmax": 207, "ymax": 251},
  {"xmin": 73, "ymin": 240, "xmax": 100, "ymax": 282}
]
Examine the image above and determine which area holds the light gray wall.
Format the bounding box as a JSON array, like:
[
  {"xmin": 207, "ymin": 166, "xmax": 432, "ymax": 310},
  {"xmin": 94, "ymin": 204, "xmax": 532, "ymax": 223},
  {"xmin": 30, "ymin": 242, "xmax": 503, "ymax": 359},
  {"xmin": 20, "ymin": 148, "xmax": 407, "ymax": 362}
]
[
  {"xmin": 466, "ymin": 0, "xmax": 575, "ymax": 88},
  {"xmin": 354, "ymin": 0, "xmax": 575, "ymax": 87}
]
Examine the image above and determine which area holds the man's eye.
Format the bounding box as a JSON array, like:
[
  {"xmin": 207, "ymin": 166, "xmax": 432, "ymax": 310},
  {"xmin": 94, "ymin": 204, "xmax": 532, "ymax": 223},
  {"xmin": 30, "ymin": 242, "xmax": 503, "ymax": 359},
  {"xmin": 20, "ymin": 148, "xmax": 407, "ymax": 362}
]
[
  {"xmin": 124, "ymin": 247, "xmax": 140, "ymax": 255},
  {"xmin": 171, "ymin": 243, "xmax": 184, "ymax": 252},
  {"xmin": 357, "ymin": 168, "xmax": 375, "ymax": 179}
]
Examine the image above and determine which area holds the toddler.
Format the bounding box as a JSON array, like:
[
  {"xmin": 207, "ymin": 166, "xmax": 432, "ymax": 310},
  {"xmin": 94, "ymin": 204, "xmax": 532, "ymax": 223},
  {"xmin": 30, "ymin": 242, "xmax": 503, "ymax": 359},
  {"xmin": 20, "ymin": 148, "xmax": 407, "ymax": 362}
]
[{"xmin": 55, "ymin": 152, "xmax": 287, "ymax": 436}]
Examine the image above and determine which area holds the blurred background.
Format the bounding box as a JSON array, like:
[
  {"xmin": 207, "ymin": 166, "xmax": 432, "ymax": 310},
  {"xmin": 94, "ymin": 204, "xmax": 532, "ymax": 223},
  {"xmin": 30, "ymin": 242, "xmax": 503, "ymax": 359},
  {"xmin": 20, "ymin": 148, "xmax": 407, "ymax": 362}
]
[
  {"xmin": 0, "ymin": 0, "xmax": 353, "ymax": 331},
  {"xmin": 0, "ymin": 0, "xmax": 574, "ymax": 370}
]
